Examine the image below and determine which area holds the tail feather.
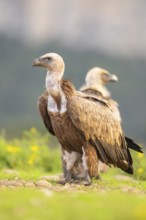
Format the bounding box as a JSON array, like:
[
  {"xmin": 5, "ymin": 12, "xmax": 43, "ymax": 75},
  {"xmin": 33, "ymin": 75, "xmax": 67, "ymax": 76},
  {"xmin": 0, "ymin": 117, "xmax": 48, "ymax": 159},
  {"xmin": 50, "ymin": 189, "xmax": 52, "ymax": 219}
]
[
  {"xmin": 91, "ymin": 139, "xmax": 134, "ymax": 175},
  {"xmin": 126, "ymin": 137, "xmax": 143, "ymax": 153},
  {"xmin": 126, "ymin": 165, "xmax": 134, "ymax": 174},
  {"xmin": 117, "ymin": 159, "xmax": 133, "ymax": 175},
  {"xmin": 121, "ymin": 163, "xmax": 133, "ymax": 174}
]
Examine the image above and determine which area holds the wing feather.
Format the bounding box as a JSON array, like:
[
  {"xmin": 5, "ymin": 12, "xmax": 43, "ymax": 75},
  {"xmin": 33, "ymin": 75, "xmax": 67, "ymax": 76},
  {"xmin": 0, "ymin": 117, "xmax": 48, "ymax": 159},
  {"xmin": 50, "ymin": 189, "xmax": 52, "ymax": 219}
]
[
  {"xmin": 67, "ymin": 95, "xmax": 132, "ymax": 168},
  {"xmin": 38, "ymin": 91, "xmax": 55, "ymax": 136}
]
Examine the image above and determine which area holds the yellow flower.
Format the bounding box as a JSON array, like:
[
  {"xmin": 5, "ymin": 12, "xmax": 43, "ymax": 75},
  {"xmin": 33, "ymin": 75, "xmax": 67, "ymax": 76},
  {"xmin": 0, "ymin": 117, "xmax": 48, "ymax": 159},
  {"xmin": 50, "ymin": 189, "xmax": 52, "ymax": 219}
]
[
  {"xmin": 30, "ymin": 127, "xmax": 37, "ymax": 134},
  {"xmin": 6, "ymin": 145, "xmax": 21, "ymax": 153},
  {"xmin": 28, "ymin": 159, "xmax": 33, "ymax": 165},
  {"xmin": 30, "ymin": 145, "xmax": 39, "ymax": 151},
  {"xmin": 137, "ymin": 152, "xmax": 144, "ymax": 159},
  {"xmin": 137, "ymin": 168, "xmax": 144, "ymax": 174},
  {"xmin": 28, "ymin": 154, "xmax": 37, "ymax": 165}
]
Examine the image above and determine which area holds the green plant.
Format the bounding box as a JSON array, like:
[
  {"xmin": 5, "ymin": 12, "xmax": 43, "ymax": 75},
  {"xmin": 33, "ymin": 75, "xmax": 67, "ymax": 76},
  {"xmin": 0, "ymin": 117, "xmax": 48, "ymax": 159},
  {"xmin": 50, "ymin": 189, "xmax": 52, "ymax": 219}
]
[{"xmin": 0, "ymin": 128, "xmax": 61, "ymax": 173}]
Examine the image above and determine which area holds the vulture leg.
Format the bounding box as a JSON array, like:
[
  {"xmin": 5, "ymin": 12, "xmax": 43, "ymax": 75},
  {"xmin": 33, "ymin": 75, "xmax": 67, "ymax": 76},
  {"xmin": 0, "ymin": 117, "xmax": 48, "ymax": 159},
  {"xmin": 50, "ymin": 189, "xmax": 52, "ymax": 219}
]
[
  {"xmin": 61, "ymin": 149, "xmax": 83, "ymax": 180},
  {"xmin": 65, "ymin": 170, "xmax": 72, "ymax": 183},
  {"xmin": 82, "ymin": 146, "xmax": 91, "ymax": 185},
  {"xmin": 59, "ymin": 151, "xmax": 79, "ymax": 184},
  {"xmin": 71, "ymin": 159, "xmax": 86, "ymax": 181},
  {"xmin": 62, "ymin": 153, "xmax": 86, "ymax": 181},
  {"xmin": 82, "ymin": 144, "xmax": 100, "ymax": 185},
  {"xmin": 61, "ymin": 147, "xmax": 68, "ymax": 178}
]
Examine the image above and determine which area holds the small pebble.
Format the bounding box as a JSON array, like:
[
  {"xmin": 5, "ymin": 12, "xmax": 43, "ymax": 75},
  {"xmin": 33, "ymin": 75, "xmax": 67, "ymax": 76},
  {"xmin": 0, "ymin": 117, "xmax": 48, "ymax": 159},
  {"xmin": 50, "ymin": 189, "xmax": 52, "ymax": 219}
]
[
  {"xmin": 41, "ymin": 175, "xmax": 60, "ymax": 181},
  {"xmin": 35, "ymin": 180, "xmax": 52, "ymax": 189},
  {"xmin": 25, "ymin": 181, "xmax": 35, "ymax": 188},
  {"xmin": 8, "ymin": 180, "xmax": 24, "ymax": 187}
]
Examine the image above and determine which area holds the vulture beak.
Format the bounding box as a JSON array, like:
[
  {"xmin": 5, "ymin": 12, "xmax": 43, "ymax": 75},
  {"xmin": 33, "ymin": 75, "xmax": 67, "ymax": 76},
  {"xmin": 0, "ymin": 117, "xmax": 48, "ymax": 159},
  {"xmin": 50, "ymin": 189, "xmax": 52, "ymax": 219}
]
[
  {"xmin": 109, "ymin": 74, "xmax": 118, "ymax": 82},
  {"xmin": 32, "ymin": 58, "xmax": 42, "ymax": 67}
]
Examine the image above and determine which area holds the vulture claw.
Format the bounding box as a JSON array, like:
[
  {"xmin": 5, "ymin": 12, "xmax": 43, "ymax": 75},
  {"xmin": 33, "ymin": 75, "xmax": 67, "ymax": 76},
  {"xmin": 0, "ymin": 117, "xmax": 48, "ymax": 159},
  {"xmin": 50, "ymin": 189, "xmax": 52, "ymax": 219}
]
[
  {"xmin": 57, "ymin": 179, "xmax": 66, "ymax": 185},
  {"xmin": 58, "ymin": 170, "xmax": 72, "ymax": 185},
  {"xmin": 82, "ymin": 180, "xmax": 92, "ymax": 186},
  {"xmin": 82, "ymin": 170, "xmax": 92, "ymax": 186}
]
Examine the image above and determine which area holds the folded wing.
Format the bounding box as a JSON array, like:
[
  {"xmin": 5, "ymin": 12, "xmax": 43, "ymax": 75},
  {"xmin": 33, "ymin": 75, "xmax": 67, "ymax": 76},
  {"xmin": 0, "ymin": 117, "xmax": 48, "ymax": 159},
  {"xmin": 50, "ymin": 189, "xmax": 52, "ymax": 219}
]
[
  {"xmin": 38, "ymin": 90, "xmax": 55, "ymax": 136},
  {"xmin": 67, "ymin": 94, "xmax": 133, "ymax": 173}
]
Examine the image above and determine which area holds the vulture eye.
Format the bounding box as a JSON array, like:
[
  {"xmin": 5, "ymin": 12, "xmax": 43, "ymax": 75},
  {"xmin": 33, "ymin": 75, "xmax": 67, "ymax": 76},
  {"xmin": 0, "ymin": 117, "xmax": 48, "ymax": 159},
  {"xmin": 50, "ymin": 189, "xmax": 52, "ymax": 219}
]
[
  {"xmin": 102, "ymin": 73, "xmax": 108, "ymax": 77},
  {"xmin": 102, "ymin": 73, "xmax": 109, "ymax": 81},
  {"xmin": 47, "ymin": 57, "xmax": 52, "ymax": 61}
]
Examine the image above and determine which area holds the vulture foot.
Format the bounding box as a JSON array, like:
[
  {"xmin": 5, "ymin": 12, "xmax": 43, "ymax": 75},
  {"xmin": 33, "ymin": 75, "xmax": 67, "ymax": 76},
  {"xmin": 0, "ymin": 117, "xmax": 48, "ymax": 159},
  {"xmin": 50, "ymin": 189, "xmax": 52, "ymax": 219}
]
[
  {"xmin": 82, "ymin": 180, "xmax": 92, "ymax": 186},
  {"xmin": 82, "ymin": 170, "xmax": 91, "ymax": 186},
  {"xmin": 58, "ymin": 170, "xmax": 72, "ymax": 185},
  {"xmin": 57, "ymin": 179, "xmax": 66, "ymax": 185}
]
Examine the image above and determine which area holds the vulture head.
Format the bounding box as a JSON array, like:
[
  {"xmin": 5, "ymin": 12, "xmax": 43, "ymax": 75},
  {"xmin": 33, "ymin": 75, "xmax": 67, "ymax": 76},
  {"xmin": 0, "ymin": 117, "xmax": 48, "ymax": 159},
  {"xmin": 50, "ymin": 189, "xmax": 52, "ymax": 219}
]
[
  {"xmin": 80, "ymin": 67, "xmax": 118, "ymax": 98},
  {"xmin": 32, "ymin": 53, "xmax": 65, "ymax": 80},
  {"xmin": 85, "ymin": 67, "xmax": 118, "ymax": 86}
]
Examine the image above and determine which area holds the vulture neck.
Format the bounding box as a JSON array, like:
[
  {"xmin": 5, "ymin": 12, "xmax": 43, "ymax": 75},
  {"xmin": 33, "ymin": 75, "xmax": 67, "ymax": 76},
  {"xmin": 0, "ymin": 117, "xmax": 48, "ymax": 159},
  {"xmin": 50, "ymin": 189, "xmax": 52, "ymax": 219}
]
[
  {"xmin": 84, "ymin": 83, "xmax": 111, "ymax": 98},
  {"xmin": 45, "ymin": 70, "xmax": 67, "ymax": 114},
  {"xmin": 45, "ymin": 71, "xmax": 63, "ymax": 97},
  {"xmin": 94, "ymin": 84, "xmax": 111, "ymax": 98}
]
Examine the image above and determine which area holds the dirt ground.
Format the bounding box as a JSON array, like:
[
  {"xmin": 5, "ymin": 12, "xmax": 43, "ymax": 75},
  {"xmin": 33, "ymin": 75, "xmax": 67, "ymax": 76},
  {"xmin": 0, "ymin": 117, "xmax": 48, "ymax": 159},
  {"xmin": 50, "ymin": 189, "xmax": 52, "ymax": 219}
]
[{"xmin": 0, "ymin": 175, "xmax": 145, "ymax": 195}]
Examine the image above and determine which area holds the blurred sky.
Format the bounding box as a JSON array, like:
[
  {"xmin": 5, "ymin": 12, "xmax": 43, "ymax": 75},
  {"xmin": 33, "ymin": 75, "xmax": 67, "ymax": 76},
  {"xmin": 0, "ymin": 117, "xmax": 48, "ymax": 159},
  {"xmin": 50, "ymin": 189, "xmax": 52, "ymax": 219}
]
[
  {"xmin": 0, "ymin": 0, "xmax": 146, "ymax": 145},
  {"xmin": 1, "ymin": 0, "xmax": 146, "ymax": 56}
]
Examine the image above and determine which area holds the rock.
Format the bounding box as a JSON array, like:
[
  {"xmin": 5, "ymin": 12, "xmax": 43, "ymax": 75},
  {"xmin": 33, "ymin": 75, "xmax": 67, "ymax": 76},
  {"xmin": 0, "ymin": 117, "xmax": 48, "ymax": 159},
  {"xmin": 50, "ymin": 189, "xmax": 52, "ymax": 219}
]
[
  {"xmin": 0, "ymin": 180, "xmax": 8, "ymax": 186},
  {"xmin": 41, "ymin": 175, "xmax": 60, "ymax": 181},
  {"xmin": 7, "ymin": 180, "xmax": 24, "ymax": 187},
  {"xmin": 0, "ymin": 180, "xmax": 24, "ymax": 187},
  {"xmin": 24, "ymin": 181, "xmax": 35, "ymax": 188},
  {"xmin": 115, "ymin": 175, "xmax": 135, "ymax": 181},
  {"xmin": 35, "ymin": 180, "xmax": 52, "ymax": 189},
  {"xmin": 62, "ymin": 183, "xmax": 71, "ymax": 189},
  {"xmin": 120, "ymin": 186, "xmax": 143, "ymax": 194}
]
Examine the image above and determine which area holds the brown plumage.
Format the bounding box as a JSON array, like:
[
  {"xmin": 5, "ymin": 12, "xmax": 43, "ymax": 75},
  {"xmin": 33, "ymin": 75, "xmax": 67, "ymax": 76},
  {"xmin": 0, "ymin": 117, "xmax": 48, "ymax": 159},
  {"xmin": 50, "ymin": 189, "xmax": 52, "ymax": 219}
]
[
  {"xmin": 68, "ymin": 67, "xmax": 143, "ymax": 179},
  {"xmin": 66, "ymin": 67, "xmax": 118, "ymax": 178},
  {"xmin": 38, "ymin": 90, "xmax": 55, "ymax": 136},
  {"xmin": 81, "ymin": 67, "xmax": 143, "ymax": 153},
  {"xmin": 33, "ymin": 52, "xmax": 135, "ymax": 184}
]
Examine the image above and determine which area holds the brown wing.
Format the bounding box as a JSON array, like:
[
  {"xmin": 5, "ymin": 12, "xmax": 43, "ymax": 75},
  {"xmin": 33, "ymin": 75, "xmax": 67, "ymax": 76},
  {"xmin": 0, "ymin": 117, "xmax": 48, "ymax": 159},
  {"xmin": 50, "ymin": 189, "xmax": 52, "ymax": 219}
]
[
  {"xmin": 67, "ymin": 94, "xmax": 133, "ymax": 173},
  {"xmin": 38, "ymin": 90, "xmax": 55, "ymax": 136},
  {"xmin": 81, "ymin": 88, "xmax": 103, "ymax": 97}
]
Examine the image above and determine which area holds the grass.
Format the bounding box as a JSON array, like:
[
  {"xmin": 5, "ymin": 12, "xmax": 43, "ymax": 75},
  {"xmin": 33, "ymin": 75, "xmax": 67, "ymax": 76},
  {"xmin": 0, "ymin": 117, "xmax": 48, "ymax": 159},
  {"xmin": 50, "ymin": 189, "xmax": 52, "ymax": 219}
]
[
  {"xmin": 0, "ymin": 169, "xmax": 49, "ymax": 181},
  {"xmin": 0, "ymin": 128, "xmax": 146, "ymax": 220},
  {"xmin": 0, "ymin": 128, "xmax": 61, "ymax": 173},
  {"xmin": 0, "ymin": 168, "xmax": 146, "ymax": 220},
  {"xmin": 0, "ymin": 128, "xmax": 145, "ymax": 179},
  {"xmin": 0, "ymin": 188, "xmax": 146, "ymax": 220}
]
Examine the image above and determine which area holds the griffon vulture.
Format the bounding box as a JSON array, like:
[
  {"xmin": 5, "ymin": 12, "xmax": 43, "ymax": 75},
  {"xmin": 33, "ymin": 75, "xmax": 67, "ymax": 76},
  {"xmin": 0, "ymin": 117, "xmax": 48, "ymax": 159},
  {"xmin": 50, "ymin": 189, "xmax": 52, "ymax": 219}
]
[
  {"xmin": 33, "ymin": 52, "xmax": 137, "ymax": 184},
  {"xmin": 62, "ymin": 67, "xmax": 118, "ymax": 178},
  {"xmin": 62, "ymin": 67, "xmax": 143, "ymax": 180},
  {"xmin": 81, "ymin": 67, "xmax": 118, "ymax": 174},
  {"xmin": 80, "ymin": 67, "xmax": 143, "ymax": 153},
  {"xmin": 64, "ymin": 67, "xmax": 143, "ymax": 180}
]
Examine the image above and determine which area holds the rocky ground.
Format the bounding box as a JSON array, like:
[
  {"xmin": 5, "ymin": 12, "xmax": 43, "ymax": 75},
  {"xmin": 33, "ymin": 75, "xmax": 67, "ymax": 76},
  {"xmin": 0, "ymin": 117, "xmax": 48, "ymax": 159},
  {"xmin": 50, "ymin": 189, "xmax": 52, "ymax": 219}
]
[{"xmin": 0, "ymin": 174, "xmax": 146, "ymax": 195}]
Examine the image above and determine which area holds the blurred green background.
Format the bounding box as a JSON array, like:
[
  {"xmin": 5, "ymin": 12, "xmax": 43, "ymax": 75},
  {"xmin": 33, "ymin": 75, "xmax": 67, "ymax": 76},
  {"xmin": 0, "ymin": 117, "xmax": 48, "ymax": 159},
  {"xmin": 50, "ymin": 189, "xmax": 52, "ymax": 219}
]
[{"xmin": 0, "ymin": 0, "xmax": 146, "ymax": 147}]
